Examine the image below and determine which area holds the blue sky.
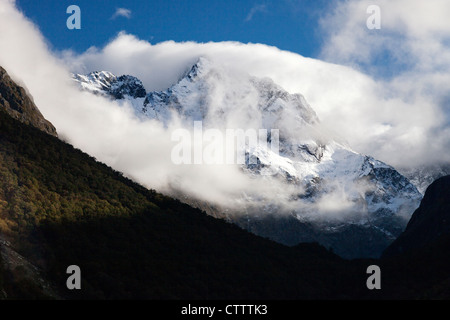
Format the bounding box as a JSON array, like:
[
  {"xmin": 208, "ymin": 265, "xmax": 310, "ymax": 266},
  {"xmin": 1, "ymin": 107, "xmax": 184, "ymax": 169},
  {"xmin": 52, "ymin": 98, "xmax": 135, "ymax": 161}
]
[{"xmin": 16, "ymin": 0, "xmax": 330, "ymax": 58}]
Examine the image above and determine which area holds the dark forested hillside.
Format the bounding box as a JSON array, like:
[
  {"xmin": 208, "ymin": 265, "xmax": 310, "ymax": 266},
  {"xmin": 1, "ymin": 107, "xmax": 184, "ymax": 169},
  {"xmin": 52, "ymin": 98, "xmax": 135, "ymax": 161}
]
[
  {"xmin": 0, "ymin": 108, "xmax": 363, "ymax": 299},
  {"xmin": 1, "ymin": 103, "xmax": 450, "ymax": 300}
]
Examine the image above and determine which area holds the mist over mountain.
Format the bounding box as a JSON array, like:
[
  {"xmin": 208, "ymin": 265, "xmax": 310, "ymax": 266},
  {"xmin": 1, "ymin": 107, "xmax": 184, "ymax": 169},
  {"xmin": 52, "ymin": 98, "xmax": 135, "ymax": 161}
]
[
  {"xmin": 1, "ymin": 0, "xmax": 450, "ymax": 303},
  {"xmin": 399, "ymin": 164, "xmax": 450, "ymax": 195},
  {"xmin": 0, "ymin": 74, "xmax": 357, "ymax": 299},
  {"xmin": 1, "ymin": 0, "xmax": 447, "ymax": 260},
  {"xmin": 73, "ymin": 58, "xmax": 422, "ymax": 258}
]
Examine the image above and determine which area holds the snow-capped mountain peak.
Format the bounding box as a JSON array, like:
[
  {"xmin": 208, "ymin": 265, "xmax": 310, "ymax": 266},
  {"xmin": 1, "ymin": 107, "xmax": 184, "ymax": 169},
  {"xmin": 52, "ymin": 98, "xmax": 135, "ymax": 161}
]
[
  {"xmin": 71, "ymin": 57, "xmax": 423, "ymax": 258},
  {"xmin": 72, "ymin": 71, "xmax": 116, "ymax": 94},
  {"xmin": 72, "ymin": 71, "xmax": 146, "ymax": 100}
]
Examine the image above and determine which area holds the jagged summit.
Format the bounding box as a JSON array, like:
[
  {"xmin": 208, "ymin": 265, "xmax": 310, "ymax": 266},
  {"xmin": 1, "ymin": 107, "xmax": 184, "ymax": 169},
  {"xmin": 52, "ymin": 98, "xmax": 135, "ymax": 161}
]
[
  {"xmin": 72, "ymin": 71, "xmax": 146, "ymax": 100},
  {"xmin": 143, "ymin": 57, "xmax": 321, "ymax": 131},
  {"xmin": 183, "ymin": 56, "xmax": 211, "ymax": 81}
]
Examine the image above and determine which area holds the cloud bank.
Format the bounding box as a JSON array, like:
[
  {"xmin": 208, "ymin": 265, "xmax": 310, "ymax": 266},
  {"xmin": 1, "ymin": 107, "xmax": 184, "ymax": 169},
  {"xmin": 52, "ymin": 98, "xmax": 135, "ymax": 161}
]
[
  {"xmin": 0, "ymin": 0, "xmax": 301, "ymax": 213},
  {"xmin": 319, "ymin": 0, "xmax": 450, "ymax": 167},
  {"xmin": 0, "ymin": 0, "xmax": 448, "ymax": 221},
  {"xmin": 64, "ymin": 28, "xmax": 450, "ymax": 168}
]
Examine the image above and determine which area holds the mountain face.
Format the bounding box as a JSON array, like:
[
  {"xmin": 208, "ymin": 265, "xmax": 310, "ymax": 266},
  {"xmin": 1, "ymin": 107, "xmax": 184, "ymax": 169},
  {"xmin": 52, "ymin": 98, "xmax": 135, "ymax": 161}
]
[
  {"xmin": 0, "ymin": 66, "xmax": 57, "ymax": 136},
  {"xmin": 72, "ymin": 58, "xmax": 422, "ymax": 258},
  {"xmin": 399, "ymin": 164, "xmax": 450, "ymax": 195},
  {"xmin": 383, "ymin": 175, "xmax": 450, "ymax": 257}
]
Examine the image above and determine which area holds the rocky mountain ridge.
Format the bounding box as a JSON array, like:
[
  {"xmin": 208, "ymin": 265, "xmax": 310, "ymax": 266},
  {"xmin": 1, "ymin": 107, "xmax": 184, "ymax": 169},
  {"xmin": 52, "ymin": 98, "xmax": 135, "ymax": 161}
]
[{"xmin": 0, "ymin": 66, "xmax": 57, "ymax": 136}]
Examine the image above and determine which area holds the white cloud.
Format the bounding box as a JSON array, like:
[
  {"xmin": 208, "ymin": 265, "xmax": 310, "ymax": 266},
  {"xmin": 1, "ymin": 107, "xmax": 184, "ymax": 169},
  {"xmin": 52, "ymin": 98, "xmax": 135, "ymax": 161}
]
[
  {"xmin": 111, "ymin": 8, "xmax": 132, "ymax": 20},
  {"xmin": 319, "ymin": 0, "xmax": 450, "ymax": 167},
  {"xmin": 0, "ymin": 0, "xmax": 300, "ymax": 213},
  {"xmin": 245, "ymin": 4, "xmax": 267, "ymax": 22},
  {"xmin": 64, "ymin": 30, "xmax": 450, "ymax": 168},
  {"xmin": 0, "ymin": 0, "xmax": 448, "ymax": 222}
]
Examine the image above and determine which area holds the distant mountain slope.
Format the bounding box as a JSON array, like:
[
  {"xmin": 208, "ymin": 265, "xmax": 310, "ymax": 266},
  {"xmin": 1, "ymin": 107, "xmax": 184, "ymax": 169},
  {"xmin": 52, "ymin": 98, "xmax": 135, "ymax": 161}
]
[
  {"xmin": 399, "ymin": 165, "xmax": 450, "ymax": 195},
  {"xmin": 0, "ymin": 66, "xmax": 57, "ymax": 136}
]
